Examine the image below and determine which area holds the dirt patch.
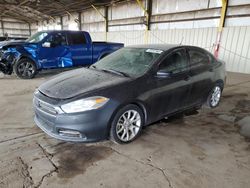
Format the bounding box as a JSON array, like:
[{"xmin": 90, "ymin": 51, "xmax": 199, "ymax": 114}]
[
  {"xmin": 231, "ymin": 100, "xmax": 250, "ymax": 114},
  {"xmin": 54, "ymin": 143, "xmax": 113, "ymax": 179},
  {"xmin": 222, "ymin": 93, "xmax": 248, "ymax": 99},
  {"xmin": 4, "ymin": 89, "xmax": 35, "ymax": 97}
]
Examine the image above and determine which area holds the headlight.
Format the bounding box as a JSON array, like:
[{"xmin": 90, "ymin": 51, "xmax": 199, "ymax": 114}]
[{"xmin": 61, "ymin": 96, "xmax": 109, "ymax": 113}]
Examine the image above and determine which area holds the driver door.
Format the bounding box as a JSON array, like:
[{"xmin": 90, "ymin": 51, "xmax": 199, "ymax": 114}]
[
  {"xmin": 38, "ymin": 32, "xmax": 72, "ymax": 68},
  {"xmin": 149, "ymin": 48, "xmax": 192, "ymax": 120}
]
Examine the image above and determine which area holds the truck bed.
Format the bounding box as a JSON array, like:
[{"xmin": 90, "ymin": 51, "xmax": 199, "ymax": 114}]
[{"xmin": 92, "ymin": 41, "xmax": 124, "ymax": 62}]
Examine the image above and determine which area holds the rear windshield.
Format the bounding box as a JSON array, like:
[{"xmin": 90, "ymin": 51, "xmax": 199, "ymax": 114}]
[{"xmin": 92, "ymin": 47, "xmax": 163, "ymax": 77}]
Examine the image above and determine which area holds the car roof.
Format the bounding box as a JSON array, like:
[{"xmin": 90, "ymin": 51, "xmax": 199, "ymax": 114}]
[
  {"xmin": 39, "ymin": 30, "xmax": 88, "ymax": 34},
  {"xmin": 127, "ymin": 44, "xmax": 204, "ymax": 52}
]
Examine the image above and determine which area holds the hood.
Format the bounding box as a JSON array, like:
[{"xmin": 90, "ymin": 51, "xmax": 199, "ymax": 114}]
[
  {"xmin": 38, "ymin": 68, "xmax": 129, "ymax": 99},
  {"xmin": 0, "ymin": 40, "xmax": 25, "ymax": 49}
]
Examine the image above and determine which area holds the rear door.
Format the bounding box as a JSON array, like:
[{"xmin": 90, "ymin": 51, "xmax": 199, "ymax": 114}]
[
  {"xmin": 187, "ymin": 47, "xmax": 214, "ymax": 105},
  {"xmin": 149, "ymin": 48, "xmax": 192, "ymax": 119},
  {"xmin": 68, "ymin": 32, "xmax": 92, "ymax": 66}
]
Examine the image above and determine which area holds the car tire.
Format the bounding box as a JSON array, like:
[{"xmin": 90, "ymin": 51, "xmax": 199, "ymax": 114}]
[
  {"xmin": 206, "ymin": 84, "xmax": 222, "ymax": 108},
  {"xmin": 110, "ymin": 104, "xmax": 144, "ymax": 144},
  {"xmin": 14, "ymin": 58, "xmax": 37, "ymax": 79}
]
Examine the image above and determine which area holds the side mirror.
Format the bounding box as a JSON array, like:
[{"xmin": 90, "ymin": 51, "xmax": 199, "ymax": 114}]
[
  {"xmin": 156, "ymin": 70, "xmax": 172, "ymax": 78},
  {"xmin": 42, "ymin": 42, "xmax": 51, "ymax": 48}
]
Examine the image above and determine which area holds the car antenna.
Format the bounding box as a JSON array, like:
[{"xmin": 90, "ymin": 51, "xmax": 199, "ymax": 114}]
[{"xmin": 179, "ymin": 37, "xmax": 184, "ymax": 45}]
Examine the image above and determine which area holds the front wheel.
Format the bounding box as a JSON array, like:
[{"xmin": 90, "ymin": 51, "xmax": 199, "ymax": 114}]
[
  {"xmin": 206, "ymin": 85, "xmax": 222, "ymax": 108},
  {"xmin": 110, "ymin": 104, "xmax": 144, "ymax": 144},
  {"xmin": 14, "ymin": 58, "xmax": 37, "ymax": 79}
]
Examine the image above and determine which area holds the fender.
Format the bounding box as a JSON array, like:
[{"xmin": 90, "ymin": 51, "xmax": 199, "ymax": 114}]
[{"xmin": 4, "ymin": 44, "xmax": 38, "ymax": 69}]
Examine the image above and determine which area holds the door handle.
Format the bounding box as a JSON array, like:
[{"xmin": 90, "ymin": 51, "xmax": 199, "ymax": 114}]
[
  {"xmin": 208, "ymin": 66, "xmax": 214, "ymax": 72},
  {"xmin": 184, "ymin": 75, "xmax": 191, "ymax": 81}
]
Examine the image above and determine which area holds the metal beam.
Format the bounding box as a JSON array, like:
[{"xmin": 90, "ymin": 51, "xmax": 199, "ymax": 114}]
[
  {"xmin": 218, "ymin": 0, "xmax": 228, "ymax": 31},
  {"xmin": 214, "ymin": 0, "xmax": 228, "ymax": 58},
  {"xmin": 0, "ymin": 0, "xmax": 30, "ymax": 17},
  {"xmin": 91, "ymin": 5, "xmax": 108, "ymax": 41},
  {"xmin": 91, "ymin": 5, "xmax": 105, "ymax": 19},
  {"xmin": 4, "ymin": 11, "xmax": 38, "ymax": 22},
  {"xmin": 53, "ymin": 0, "xmax": 73, "ymax": 17},
  {"xmin": 136, "ymin": 0, "xmax": 149, "ymax": 43}
]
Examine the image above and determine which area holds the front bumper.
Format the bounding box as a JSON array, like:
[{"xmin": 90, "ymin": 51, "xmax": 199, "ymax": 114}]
[{"xmin": 33, "ymin": 93, "xmax": 115, "ymax": 142}]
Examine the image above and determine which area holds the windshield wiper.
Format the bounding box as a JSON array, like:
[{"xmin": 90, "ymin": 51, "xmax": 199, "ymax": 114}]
[{"xmin": 101, "ymin": 68, "xmax": 130, "ymax": 77}]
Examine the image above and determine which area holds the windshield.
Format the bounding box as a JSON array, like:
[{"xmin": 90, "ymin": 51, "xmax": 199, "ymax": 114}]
[
  {"xmin": 26, "ymin": 32, "xmax": 48, "ymax": 43},
  {"xmin": 92, "ymin": 47, "xmax": 163, "ymax": 77}
]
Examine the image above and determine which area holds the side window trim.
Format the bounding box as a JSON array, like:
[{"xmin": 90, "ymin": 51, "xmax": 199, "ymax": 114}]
[
  {"xmin": 158, "ymin": 48, "xmax": 189, "ymax": 75},
  {"xmin": 69, "ymin": 32, "xmax": 87, "ymax": 45},
  {"xmin": 187, "ymin": 47, "xmax": 210, "ymax": 69}
]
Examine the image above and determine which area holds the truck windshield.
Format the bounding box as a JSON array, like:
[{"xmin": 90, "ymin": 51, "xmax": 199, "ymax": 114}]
[
  {"xmin": 26, "ymin": 32, "xmax": 48, "ymax": 43},
  {"xmin": 92, "ymin": 47, "xmax": 163, "ymax": 77}
]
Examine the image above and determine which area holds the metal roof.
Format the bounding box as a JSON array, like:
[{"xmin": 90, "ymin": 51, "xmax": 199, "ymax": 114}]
[{"xmin": 0, "ymin": 0, "xmax": 127, "ymax": 23}]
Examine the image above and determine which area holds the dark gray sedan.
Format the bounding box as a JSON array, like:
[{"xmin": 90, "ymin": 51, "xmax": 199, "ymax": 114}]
[{"xmin": 33, "ymin": 44, "xmax": 226, "ymax": 144}]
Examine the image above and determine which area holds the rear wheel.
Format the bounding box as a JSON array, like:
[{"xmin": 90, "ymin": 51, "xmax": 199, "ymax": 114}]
[
  {"xmin": 14, "ymin": 58, "xmax": 37, "ymax": 79},
  {"xmin": 110, "ymin": 104, "xmax": 144, "ymax": 144},
  {"xmin": 206, "ymin": 85, "xmax": 222, "ymax": 108}
]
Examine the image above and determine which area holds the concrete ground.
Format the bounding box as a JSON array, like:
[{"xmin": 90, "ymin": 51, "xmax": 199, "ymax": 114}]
[{"xmin": 0, "ymin": 71, "xmax": 250, "ymax": 188}]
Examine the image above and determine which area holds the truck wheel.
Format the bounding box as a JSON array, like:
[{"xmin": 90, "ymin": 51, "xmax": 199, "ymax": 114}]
[
  {"xmin": 110, "ymin": 104, "xmax": 144, "ymax": 144},
  {"xmin": 14, "ymin": 58, "xmax": 37, "ymax": 79}
]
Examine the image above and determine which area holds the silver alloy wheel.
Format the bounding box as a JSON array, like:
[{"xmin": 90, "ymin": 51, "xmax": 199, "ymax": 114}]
[
  {"xmin": 210, "ymin": 86, "xmax": 221, "ymax": 107},
  {"xmin": 116, "ymin": 110, "xmax": 142, "ymax": 142},
  {"xmin": 18, "ymin": 61, "xmax": 35, "ymax": 77}
]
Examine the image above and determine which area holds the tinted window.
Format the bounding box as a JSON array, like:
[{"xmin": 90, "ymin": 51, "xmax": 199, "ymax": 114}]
[
  {"xmin": 189, "ymin": 49, "xmax": 209, "ymax": 68},
  {"xmin": 70, "ymin": 32, "xmax": 86, "ymax": 45},
  {"xmin": 46, "ymin": 33, "xmax": 67, "ymax": 46},
  {"xmin": 159, "ymin": 49, "xmax": 188, "ymax": 74}
]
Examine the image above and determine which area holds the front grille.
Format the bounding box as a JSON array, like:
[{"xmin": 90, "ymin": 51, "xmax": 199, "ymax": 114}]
[{"xmin": 34, "ymin": 97, "xmax": 57, "ymax": 116}]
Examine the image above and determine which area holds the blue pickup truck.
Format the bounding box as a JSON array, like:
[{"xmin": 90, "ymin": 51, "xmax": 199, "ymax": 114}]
[{"xmin": 0, "ymin": 30, "xmax": 123, "ymax": 79}]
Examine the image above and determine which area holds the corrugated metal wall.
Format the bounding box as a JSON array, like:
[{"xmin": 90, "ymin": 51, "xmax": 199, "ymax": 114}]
[
  {"xmin": 91, "ymin": 26, "xmax": 250, "ymax": 74},
  {"xmin": 0, "ymin": 18, "xmax": 31, "ymax": 38},
  {"xmin": 219, "ymin": 26, "xmax": 250, "ymax": 74}
]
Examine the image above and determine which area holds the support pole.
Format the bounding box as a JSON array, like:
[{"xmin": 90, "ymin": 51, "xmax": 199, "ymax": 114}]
[
  {"xmin": 91, "ymin": 5, "xmax": 108, "ymax": 41},
  {"xmin": 1, "ymin": 20, "xmax": 4, "ymax": 37},
  {"xmin": 136, "ymin": 0, "xmax": 151, "ymax": 44},
  {"xmin": 214, "ymin": 0, "xmax": 228, "ymax": 58},
  {"xmin": 78, "ymin": 12, "xmax": 82, "ymax": 31},
  {"xmin": 60, "ymin": 16, "xmax": 63, "ymax": 30},
  {"xmin": 147, "ymin": 0, "xmax": 152, "ymax": 31},
  {"xmin": 105, "ymin": 6, "xmax": 108, "ymax": 41},
  {"xmin": 28, "ymin": 22, "xmax": 31, "ymax": 36}
]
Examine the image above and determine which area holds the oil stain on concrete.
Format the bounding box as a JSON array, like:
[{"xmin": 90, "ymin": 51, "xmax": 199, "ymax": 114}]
[{"xmin": 54, "ymin": 143, "xmax": 113, "ymax": 179}]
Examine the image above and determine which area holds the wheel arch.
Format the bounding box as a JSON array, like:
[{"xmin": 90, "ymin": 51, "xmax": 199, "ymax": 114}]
[
  {"xmin": 107, "ymin": 100, "xmax": 148, "ymax": 133},
  {"xmin": 215, "ymin": 79, "xmax": 224, "ymax": 90},
  {"xmin": 13, "ymin": 56, "xmax": 38, "ymax": 79},
  {"xmin": 16, "ymin": 55, "xmax": 38, "ymax": 68}
]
